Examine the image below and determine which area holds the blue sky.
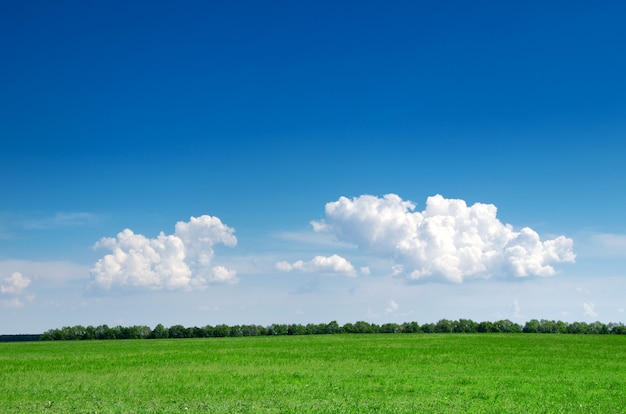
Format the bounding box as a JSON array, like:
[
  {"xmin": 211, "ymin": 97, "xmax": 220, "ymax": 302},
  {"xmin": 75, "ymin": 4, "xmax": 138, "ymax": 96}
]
[{"xmin": 2, "ymin": 1, "xmax": 626, "ymax": 334}]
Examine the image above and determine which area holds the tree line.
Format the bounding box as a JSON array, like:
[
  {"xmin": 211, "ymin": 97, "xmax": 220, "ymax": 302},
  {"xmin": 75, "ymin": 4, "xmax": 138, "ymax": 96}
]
[
  {"xmin": 38, "ymin": 318, "xmax": 626, "ymax": 341},
  {"xmin": 0, "ymin": 334, "xmax": 42, "ymax": 342}
]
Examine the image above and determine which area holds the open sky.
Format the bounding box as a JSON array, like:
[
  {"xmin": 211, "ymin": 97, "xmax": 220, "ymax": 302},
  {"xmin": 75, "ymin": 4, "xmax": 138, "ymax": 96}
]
[{"xmin": 2, "ymin": 1, "xmax": 626, "ymax": 334}]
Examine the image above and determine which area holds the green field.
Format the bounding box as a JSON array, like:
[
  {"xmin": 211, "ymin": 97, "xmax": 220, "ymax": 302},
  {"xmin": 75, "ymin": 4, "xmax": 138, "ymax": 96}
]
[{"xmin": 1, "ymin": 334, "xmax": 625, "ymax": 413}]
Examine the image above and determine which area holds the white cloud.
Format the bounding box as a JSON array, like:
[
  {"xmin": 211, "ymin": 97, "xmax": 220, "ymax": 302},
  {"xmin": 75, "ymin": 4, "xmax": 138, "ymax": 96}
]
[
  {"xmin": 582, "ymin": 302, "xmax": 598, "ymax": 318},
  {"xmin": 275, "ymin": 261, "xmax": 293, "ymax": 272},
  {"xmin": 1, "ymin": 272, "xmax": 31, "ymax": 294},
  {"xmin": 313, "ymin": 194, "xmax": 575, "ymax": 283},
  {"xmin": 209, "ymin": 266, "xmax": 238, "ymax": 284},
  {"xmin": 389, "ymin": 265, "xmax": 404, "ymax": 277},
  {"xmin": 0, "ymin": 297, "xmax": 26, "ymax": 309},
  {"xmin": 89, "ymin": 215, "xmax": 238, "ymax": 291},
  {"xmin": 0, "ymin": 272, "xmax": 34, "ymax": 309},
  {"xmin": 385, "ymin": 299, "xmax": 399, "ymax": 314},
  {"xmin": 0, "ymin": 260, "xmax": 89, "ymax": 283},
  {"xmin": 275, "ymin": 254, "xmax": 356, "ymax": 277}
]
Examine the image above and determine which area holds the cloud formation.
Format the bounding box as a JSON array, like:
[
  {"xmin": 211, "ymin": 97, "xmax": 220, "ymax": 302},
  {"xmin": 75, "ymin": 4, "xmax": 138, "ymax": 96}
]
[
  {"xmin": 276, "ymin": 254, "xmax": 357, "ymax": 277},
  {"xmin": 583, "ymin": 302, "xmax": 598, "ymax": 318},
  {"xmin": 313, "ymin": 194, "xmax": 575, "ymax": 283},
  {"xmin": 385, "ymin": 299, "xmax": 399, "ymax": 314},
  {"xmin": 1, "ymin": 272, "xmax": 33, "ymax": 308},
  {"xmin": 90, "ymin": 215, "xmax": 237, "ymax": 291},
  {"xmin": 1, "ymin": 272, "xmax": 31, "ymax": 294}
]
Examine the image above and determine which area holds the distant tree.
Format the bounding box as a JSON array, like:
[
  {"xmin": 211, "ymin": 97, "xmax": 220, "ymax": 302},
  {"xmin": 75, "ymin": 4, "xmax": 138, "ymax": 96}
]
[
  {"xmin": 537, "ymin": 320, "xmax": 555, "ymax": 333},
  {"xmin": 240, "ymin": 324, "xmax": 260, "ymax": 337},
  {"xmin": 95, "ymin": 324, "xmax": 114, "ymax": 340},
  {"xmin": 587, "ymin": 321, "xmax": 608, "ymax": 334},
  {"xmin": 420, "ymin": 323, "xmax": 435, "ymax": 333},
  {"xmin": 567, "ymin": 321, "xmax": 587, "ymax": 334},
  {"xmin": 554, "ymin": 320, "xmax": 568, "ymax": 334},
  {"xmin": 477, "ymin": 321, "xmax": 493, "ymax": 333},
  {"xmin": 84, "ymin": 325, "xmax": 96, "ymax": 340},
  {"xmin": 168, "ymin": 324, "xmax": 188, "ymax": 338},
  {"xmin": 401, "ymin": 321, "xmax": 420, "ymax": 333},
  {"xmin": 456, "ymin": 319, "xmax": 478, "ymax": 333},
  {"xmin": 268, "ymin": 324, "xmax": 288, "ymax": 336},
  {"xmin": 120, "ymin": 325, "xmax": 147, "ymax": 339},
  {"xmin": 112, "ymin": 326, "xmax": 127, "ymax": 339},
  {"xmin": 204, "ymin": 325, "xmax": 215, "ymax": 337},
  {"xmin": 39, "ymin": 318, "xmax": 626, "ymax": 341},
  {"xmin": 57, "ymin": 326, "xmax": 73, "ymax": 340},
  {"xmin": 310, "ymin": 322, "xmax": 331, "ymax": 334},
  {"xmin": 326, "ymin": 320, "xmax": 341, "ymax": 334},
  {"xmin": 151, "ymin": 324, "xmax": 168, "ymax": 339},
  {"xmin": 238, "ymin": 325, "xmax": 251, "ymax": 337},
  {"xmin": 354, "ymin": 321, "xmax": 373, "ymax": 334},
  {"xmin": 523, "ymin": 319, "xmax": 541, "ymax": 333},
  {"xmin": 608, "ymin": 323, "xmax": 626, "ymax": 334},
  {"xmin": 435, "ymin": 319, "xmax": 453, "ymax": 333},
  {"xmin": 110, "ymin": 326, "xmax": 124, "ymax": 339},
  {"xmin": 120, "ymin": 326, "xmax": 134, "ymax": 339},
  {"xmin": 39, "ymin": 330, "xmax": 53, "ymax": 341},
  {"xmin": 509, "ymin": 321, "xmax": 523, "ymax": 333},
  {"xmin": 493, "ymin": 319, "xmax": 521, "ymax": 333},
  {"xmin": 213, "ymin": 324, "xmax": 231, "ymax": 337},
  {"xmin": 380, "ymin": 323, "xmax": 401, "ymax": 334},
  {"xmin": 40, "ymin": 328, "xmax": 62, "ymax": 341},
  {"xmin": 71, "ymin": 325, "xmax": 88, "ymax": 339},
  {"xmin": 190, "ymin": 326, "xmax": 207, "ymax": 338},
  {"xmin": 304, "ymin": 323, "xmax": 317, "ymax": 335},
  {"xmin": 287, "ymin": 324, "xmax": 306, "ymax": 335},
  {"xmin": 535, "ymin": 319, "xmax": 566, "ymax": 334},
  {"xmin": 342, "ymin": 323, "xmax": 357, "ymax": 334},
  {"xmin": 229, "ymin": 325, "xmax": 244, "ymax": 337}
]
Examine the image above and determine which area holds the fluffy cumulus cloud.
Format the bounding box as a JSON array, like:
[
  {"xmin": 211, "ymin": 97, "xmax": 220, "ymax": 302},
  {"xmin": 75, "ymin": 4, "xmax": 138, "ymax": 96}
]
[
  {"xmin": 1, "ymin": 272, "xmax": 31, "ymax": 294},
  {"xmin": 1, "ymin": 272, "xmax": 32, "ymax": 308},
  {"xmin": 276, "ymin": 255, "xmax": 357, "ymax": 277},
  {"xmin": 313, "ymin": 194, "xmax": 575, "ymax": 283},
  {"xmin": 90, "ymin": 215, "xmax": 237, "ymax": 291}
]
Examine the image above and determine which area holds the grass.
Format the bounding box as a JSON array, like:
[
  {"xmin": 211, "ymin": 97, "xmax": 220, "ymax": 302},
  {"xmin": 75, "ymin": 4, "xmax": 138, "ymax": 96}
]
[{"xmin": 1, "ymin": 334, "xmax": 625, "ymax": 413}]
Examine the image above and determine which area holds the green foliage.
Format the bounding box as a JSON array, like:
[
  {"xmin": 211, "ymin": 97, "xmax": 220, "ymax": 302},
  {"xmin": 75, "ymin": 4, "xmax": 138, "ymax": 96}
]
[
  {"xmin": 38, "ymin": 319, "xmax": 624, "ymax": 342},
  {"xmin": 2, "ymin": 334, "xmax": 626, "ymax": 412},
  {"xmin": 151, "ymin": 323, "xmax": 168, "ymax": 339}
]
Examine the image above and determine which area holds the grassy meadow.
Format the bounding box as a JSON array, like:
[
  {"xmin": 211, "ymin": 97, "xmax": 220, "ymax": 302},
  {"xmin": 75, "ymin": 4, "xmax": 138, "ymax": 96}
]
[{"xmin": 1, "ymin": 334, "xmax": 625, "ymax": 413}]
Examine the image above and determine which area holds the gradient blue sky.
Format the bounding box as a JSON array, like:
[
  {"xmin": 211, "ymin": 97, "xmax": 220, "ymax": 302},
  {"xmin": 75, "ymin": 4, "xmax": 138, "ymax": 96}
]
[{"xmin": 2, "ymin": 1, "xmax": 626, "ymax": 334}]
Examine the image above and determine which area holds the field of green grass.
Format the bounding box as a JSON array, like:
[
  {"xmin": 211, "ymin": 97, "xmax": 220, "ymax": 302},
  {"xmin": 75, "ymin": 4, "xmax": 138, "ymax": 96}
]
[{"xmin": 1, "ymin": 334, "xmax": 625, "ymax": 413}]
